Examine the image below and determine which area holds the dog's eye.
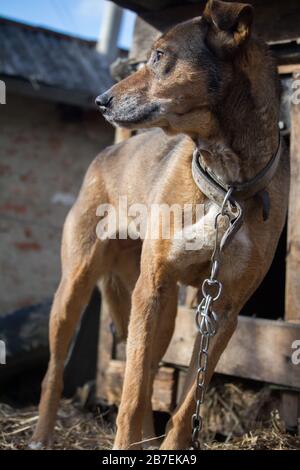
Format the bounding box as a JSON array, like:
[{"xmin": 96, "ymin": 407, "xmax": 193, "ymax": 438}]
[{"xmin": 153, "ymin": 50, "xmax": 164, "ymax": 63}]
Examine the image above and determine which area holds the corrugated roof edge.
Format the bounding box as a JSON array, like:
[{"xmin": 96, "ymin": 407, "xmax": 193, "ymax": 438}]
[
  {"xmin": 0, "ymin": 16, "xmax": 97, "ymax": 47},
  {"xmin": 0, "ymin": 17, "xmax": 115, "ymax": 108}
]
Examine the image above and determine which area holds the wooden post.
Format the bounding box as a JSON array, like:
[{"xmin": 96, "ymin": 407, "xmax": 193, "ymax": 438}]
[
  {"xmin": 281, "ymin": 392, "xmax": 300, "ymax": 433},
  {"xmin": 103, "ymin": 360, "xmax": 178, "ymax": 413},
  {"xmin": 282, "ymin": 71, "xmax": 300, "ymax": 432},
  {"xmin": 285, "ymin": 73, "xmax": 300, "ymax": 322}
]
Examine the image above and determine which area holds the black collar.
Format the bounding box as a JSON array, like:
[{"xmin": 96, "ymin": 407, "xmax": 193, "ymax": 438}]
[{"xmin": 192, "ymin": 133, "xmax": 282, "ymax": 220}]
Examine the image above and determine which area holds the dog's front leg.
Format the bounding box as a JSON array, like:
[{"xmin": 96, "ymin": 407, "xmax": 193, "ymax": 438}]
[{"xmin": 113, "ymin": 256, "xmax": 176, "ymax": 450}]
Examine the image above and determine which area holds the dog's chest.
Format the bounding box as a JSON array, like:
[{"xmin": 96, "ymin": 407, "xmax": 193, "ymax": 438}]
[
  {"xmin": 167, "ymin": 202, "xmax": 252, "ymax": 285},
  {"xmin": 167, "ymin": 203, "xmax": 220, "ymax": 264}
]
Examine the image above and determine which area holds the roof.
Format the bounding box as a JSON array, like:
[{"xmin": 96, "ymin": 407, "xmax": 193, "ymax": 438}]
[
  {"xmin": 0, "ymin": 17, "xmax": 113, "ymax": 107},
  {"xmin": 112, "ymin": 0, "xmax": 204, "ymax": 14}
]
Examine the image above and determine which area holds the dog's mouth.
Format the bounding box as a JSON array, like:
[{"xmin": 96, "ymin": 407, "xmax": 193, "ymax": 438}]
[{"xmin": 102, "ymin": 101, "xmax": 161, "ymax": 129}]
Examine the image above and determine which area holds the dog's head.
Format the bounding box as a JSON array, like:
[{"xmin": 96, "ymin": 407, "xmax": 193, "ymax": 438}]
[{"xmin": 96, "ymin": 0, "xmax": 253, "ymax": 138}]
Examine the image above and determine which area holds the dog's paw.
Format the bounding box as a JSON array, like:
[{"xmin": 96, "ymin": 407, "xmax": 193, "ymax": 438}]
[
  {"xmin": 28, "ymin": 441, "xmax": 45, "ymax": 450},
  {"xmin": 28, "ymin": 435, "xmax": 53, "ymax": 450}
]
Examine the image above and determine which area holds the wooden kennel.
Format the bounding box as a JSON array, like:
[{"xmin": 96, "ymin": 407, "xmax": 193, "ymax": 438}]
[{"xmin": 96, "ymin": 0, "xmax": 300, "ymax": 431}]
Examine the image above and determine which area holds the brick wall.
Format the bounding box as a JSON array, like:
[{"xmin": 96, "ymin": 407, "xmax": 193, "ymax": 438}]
[{"xmin": 0, "ymin": 93, "xmax": 114, "ymax": 314}]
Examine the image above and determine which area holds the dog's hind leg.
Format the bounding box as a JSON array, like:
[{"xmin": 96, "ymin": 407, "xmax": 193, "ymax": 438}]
[
  {"xmin": 30, "ymin": 158, "xmax": 112, "ymax": 448},
  {"xmin": 99, "ymin": 242, "xmax": 142, "ymax": 342},
  {"xmin": 99, "ymin": 274, "xmax": 131, "ymax": 343}
]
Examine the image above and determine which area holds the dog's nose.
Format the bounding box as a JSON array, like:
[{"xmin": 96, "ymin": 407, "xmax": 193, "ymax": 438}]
[{"xmin": 95, "ymin": 93, "xmax": 113, "ymax": 111}]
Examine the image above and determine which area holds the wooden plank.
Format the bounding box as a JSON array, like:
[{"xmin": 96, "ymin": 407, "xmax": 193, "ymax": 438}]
[
  {"xmin": 163, "ymin": 307, "xmax": 196, "ymax": 367},
  {"xmin": 104, "ymin": 360, "xmax": 178, "ymax": 412},
  {"xmin": 163, "ymin": 307, "xmax": 300, "ymax": 389},
  {"xmin": 285, "ymin": 77, "xmax": 300, "ymax": 322},
  {"xmin": 152, "ymin": 366, "xmax": 178, "ymax": 412},
  {"xmin": 113, "ymin": 0, "xmax": 300, "ymax": 36},
  {"xmin": 128, "ymin": 1, "xmax": 300, "ymax": 64},
  {"xmin": 251, "ymin": 0, "xmax": 300, "ymax": 44},
  {"xmin": 104, "ymin": 359, "xmax": 124, "ymax": 405},
  {"xmin": 176, "ymin": 370, "xmax": 187, "ymax": 405},
  {"xmin": 143, "ymin": 1, "xmax": 300, "ymax": 44},
  {"xmin": 217, "ymin": 317, "xmax": 300, "ymax": 389},
  {"xmin": 278, "ymin": 64, "xmax": 300, "ymax": 75}
]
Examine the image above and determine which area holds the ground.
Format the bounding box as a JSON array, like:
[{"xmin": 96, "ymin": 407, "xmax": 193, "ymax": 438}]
[{"xmin": 1, "ymin": 379, "xmax": 300, "ymax": 450}]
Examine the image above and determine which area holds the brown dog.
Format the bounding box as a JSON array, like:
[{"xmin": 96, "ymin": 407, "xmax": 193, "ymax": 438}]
[{"xmin": 31, "ymin": 0, "xmax": 289, "ymax": 450}]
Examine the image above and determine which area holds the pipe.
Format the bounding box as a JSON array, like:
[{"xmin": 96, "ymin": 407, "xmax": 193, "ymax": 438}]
[{"xmin": 97, "ymin": 1, "xmax": 123, "ymax": 64}]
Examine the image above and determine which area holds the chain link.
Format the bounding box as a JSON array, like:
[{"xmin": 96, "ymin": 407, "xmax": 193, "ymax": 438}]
[{"xmin": 191, "ymin": 187, "xmax": 237, "ymax": 450}]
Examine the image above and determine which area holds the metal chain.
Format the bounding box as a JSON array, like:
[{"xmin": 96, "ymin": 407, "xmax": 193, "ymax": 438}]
[{"xmin": 191, "ymin": 187, "xmax": 235, "ymax": 450}]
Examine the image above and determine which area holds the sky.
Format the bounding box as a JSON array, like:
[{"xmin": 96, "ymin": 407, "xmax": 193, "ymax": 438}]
[{"xmin": 0, "ymin": 0, "xmax": 136, "ymax": 49}]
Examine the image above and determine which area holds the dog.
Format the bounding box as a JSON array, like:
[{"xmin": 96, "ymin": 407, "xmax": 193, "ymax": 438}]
[{"xmin": 31, "ymin": 0, "xmax": 289, "ymax": 450}]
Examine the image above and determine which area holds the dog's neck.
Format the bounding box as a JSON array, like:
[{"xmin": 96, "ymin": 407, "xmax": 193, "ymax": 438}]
[
  {"xmin": 195, "ymin": 128, "xmax": 279, "ymax": 185},
  {"xmin": 195, "ymin": 40, "xmax": 280, "ymax": 185}
]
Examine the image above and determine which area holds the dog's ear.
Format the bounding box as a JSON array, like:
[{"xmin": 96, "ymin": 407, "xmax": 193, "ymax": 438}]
[{"xmin": 203, "ymin": 0, "xmax": 253, "ymax": 54}]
